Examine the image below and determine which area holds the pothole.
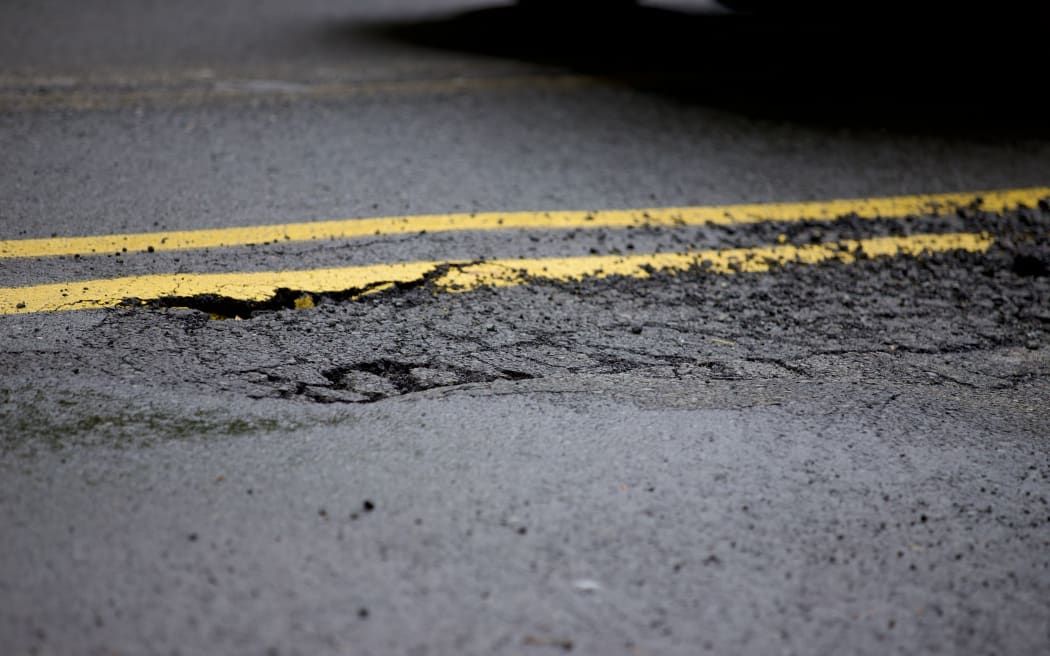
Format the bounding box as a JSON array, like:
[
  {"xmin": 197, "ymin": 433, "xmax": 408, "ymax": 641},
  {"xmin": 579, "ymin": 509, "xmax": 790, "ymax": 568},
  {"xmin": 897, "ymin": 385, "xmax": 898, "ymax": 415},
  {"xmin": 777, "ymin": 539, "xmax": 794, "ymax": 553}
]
[
  {"xmin": 252, "ymin": 359, "xmax": 536, "ymax": 404},
  {"xmin": 144, "ymin": 264, "xmax": 463, "ymax": 319}
]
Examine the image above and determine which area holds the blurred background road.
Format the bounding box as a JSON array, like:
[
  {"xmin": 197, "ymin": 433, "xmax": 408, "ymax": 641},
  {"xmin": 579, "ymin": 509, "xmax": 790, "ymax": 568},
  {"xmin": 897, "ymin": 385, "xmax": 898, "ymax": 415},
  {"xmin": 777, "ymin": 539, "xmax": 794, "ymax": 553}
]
[{"xmin": 1, "ymin": 2, "xmax": 1048, "ymax": 654}]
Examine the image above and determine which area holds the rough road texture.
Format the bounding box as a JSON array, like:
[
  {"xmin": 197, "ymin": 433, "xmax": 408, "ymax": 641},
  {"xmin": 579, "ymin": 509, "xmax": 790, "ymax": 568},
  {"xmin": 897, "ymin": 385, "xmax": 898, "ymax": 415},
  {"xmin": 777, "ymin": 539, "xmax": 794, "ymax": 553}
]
[
  {"xmin": 4, "ymin": 213, "xmax": 1050, "ymax": 654},
  {"xmin": 2, "ymin": 2, "xmax": 1049, "ymax": 655}
]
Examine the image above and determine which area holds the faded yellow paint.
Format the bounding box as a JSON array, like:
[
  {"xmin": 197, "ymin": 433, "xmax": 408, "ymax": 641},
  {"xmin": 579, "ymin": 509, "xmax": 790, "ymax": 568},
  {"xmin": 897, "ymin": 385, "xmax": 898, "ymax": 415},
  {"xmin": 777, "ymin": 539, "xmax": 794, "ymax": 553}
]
[
  {"xmin": 0, "ymin": 232, "xmax": 994, "ymax": 315},
  {"xmin": 0, "ymin": 73, "xmax": 602, "ymax": 113},
  {"xmin": 0, "ymin": 187, "xmax": 1040, "ymax": 260}
]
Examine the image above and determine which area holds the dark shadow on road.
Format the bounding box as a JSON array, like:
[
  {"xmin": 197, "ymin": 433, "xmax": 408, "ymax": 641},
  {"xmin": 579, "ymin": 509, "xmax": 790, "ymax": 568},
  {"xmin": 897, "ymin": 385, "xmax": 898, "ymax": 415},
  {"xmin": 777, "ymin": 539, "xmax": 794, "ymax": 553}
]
[{"xmin": 338, "ymin": 3, "xmax": 1050, "ymax": 140}]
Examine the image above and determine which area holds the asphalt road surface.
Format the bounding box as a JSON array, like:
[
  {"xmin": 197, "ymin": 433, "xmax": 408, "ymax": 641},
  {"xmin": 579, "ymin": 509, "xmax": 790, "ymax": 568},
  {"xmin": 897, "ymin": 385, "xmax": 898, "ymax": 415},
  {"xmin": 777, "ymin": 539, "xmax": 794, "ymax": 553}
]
[{"xmin": 2, "ymin": 2, "xmax": 1049, "ymax": 655}]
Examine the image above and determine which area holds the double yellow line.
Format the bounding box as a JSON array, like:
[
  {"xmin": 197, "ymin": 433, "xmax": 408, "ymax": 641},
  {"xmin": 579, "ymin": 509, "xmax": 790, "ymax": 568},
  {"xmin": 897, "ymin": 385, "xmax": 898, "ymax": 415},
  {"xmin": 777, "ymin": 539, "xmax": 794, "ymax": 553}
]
[
  {"xmin": 1, "ymin": 187, "xmax": 1037, "ymax": 260},
  {"xmin": 0, "ymin": 187, "xmax": 1044, "ymax": 315}
]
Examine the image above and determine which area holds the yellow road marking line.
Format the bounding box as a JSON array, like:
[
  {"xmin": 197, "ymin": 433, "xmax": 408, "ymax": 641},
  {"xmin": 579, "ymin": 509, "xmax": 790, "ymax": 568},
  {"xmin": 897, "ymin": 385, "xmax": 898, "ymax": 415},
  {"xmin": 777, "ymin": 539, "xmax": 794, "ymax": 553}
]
[
  {"xmin": 0, "ymin": 187, "xmax": 1041, "ymax": 261},
  {"xmin": 0, "ymin": 232, "xmax": 993, "ymax": 315}
]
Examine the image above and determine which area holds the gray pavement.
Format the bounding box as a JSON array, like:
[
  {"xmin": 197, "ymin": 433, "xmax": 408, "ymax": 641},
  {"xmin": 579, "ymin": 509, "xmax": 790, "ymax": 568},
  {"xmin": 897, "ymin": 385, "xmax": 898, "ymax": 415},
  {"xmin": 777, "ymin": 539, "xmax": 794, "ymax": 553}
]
[{"xmin": 1, "ymin": 1, "xmax": 1049, "ymax": 655}]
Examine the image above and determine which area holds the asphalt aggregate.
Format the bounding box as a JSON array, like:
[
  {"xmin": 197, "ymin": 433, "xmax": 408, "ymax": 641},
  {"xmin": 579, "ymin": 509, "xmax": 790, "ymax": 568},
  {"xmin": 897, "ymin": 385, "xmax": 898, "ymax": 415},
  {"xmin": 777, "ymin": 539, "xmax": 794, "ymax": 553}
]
[{"xmin": 1, "ymin": 2, "xmax": 1049, "ymax": 655}]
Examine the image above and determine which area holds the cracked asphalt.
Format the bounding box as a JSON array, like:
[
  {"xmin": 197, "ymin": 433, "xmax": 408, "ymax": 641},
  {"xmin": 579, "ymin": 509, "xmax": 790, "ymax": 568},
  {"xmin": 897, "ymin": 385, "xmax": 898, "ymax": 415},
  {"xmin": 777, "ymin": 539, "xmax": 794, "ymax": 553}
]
[{"xmin": 2, "ymin": 1, "xmax": 1049, "ymax": 655}]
